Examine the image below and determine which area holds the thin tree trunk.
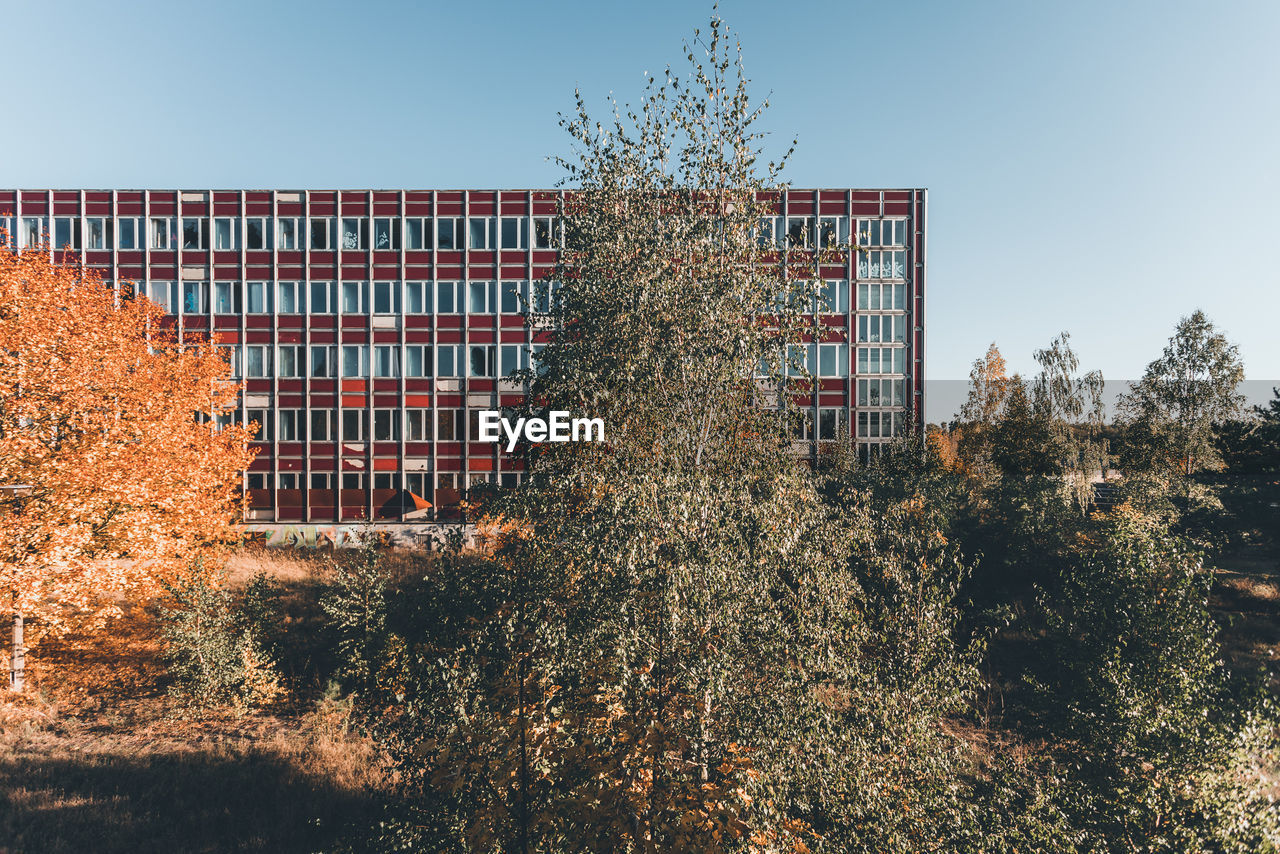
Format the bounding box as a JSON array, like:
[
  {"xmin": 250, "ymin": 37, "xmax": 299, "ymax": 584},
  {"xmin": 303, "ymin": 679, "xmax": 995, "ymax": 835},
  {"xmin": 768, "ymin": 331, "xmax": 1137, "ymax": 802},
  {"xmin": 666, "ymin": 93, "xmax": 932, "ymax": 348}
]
[{"xmin": 10, "ymin": 611, "xmax": 24, "ymax": 692}]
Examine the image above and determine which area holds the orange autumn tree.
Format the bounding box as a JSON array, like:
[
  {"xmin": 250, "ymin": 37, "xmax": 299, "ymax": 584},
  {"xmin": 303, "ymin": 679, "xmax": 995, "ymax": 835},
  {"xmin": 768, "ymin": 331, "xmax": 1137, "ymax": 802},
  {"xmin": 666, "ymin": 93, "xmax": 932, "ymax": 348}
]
[{"xmin": 0, "ymin": 238, "xmax": 254, "ymax": 691}]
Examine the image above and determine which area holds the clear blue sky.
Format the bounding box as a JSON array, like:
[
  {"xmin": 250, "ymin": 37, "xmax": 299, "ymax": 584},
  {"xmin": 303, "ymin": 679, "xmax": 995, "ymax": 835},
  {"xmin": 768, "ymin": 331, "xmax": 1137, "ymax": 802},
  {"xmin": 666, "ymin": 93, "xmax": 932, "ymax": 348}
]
[{"xmin": 4, "ymin": 0, "xmax": 1277, "ymax": 407}]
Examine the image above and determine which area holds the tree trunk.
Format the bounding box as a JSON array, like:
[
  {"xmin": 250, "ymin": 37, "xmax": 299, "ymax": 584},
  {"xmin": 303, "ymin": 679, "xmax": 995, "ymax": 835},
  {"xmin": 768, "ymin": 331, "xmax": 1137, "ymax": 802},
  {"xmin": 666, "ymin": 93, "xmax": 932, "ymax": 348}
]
[{"xmin": 10, "ymin": 612, "xmax": 24, "ymax": 692}]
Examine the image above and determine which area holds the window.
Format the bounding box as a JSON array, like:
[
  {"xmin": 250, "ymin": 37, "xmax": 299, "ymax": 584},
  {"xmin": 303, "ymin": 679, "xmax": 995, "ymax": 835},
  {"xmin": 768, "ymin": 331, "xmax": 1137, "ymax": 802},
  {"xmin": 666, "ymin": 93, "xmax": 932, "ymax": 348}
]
[
  {"xmin": 405, "ymin": 409, "xmax": 431, "ymax": 441},
  {"xmin": 436, "ymin": 281, "xmax": 464, "ymax": 313},
  {"xmin": 816, "ymin": 216, "xmax": 849, "ymax": 249},
  {"xmin": 857, "ymin": 282, "xmax": 908, "ymax": 311},
  {"xmin": 406, "ymin": 472, "xmax": 429, "ymax": 496},
  {"xmin": 310, "ymin": 345, "xmax": 337, "ymax": 378},
  {"xmin": 150, "ymin": 218, "xmax": 175, "ymax": 249},
  {"xmin": 500, "ymin": 217, "xmax": 528, "ymax": 249},
  {"xmin": 373, "ymin": 472, "xmax": 395, "ymax": 490},
  {"xmin": 405, "ymin": 281, "xmax": 432, "ymax": 313},
  {"xmin": 52, "ymin": 217, "xmax": 80, "ymax": 249},
  {"xmin": 342, "ymin": 409, "xmax": 365, "ymax": 441},
  {"xmin": 373, "ymin": 409, "xmax": 400, "ymax": 441},
  {"xmin": 500, "ymin": 280, "xmax": 526, "ymax": 314},
  {"xmin": 277, "ymin": 280, "xmax": 302, "ymax": 313},
  {"xmin": 278, "ymin": 472, "xmax": 299, "ymax": 490},
  {"xmin": 858, "ymin": 378, "xmax": 906, "ymax": 408},
  {"xmin": 213, "ymin": 218, "xmax": 239, "ymax": 250},
  {"xmin": 310, "ymin": 280, "xmax": 336, "ymax": 313},
  {"xmin": 816, "ymin": 279, "xmax": 849, "ymax": 313},
  {"xmin": 501, "ymin": 344, "xmax": 528, "ymax": 377},
  {"xmin": 373, "ymin": 280, "xmax": 400, "ymax": 314},
  {"xmin": 468, "ymin": 217, "xmax": 495, "ymax": 249},
  {"xmin": 786, "ymin": 343, "xmax": 809, "ymax": 377},
  {"xmin": 531, "ymin": 343, "xmax": 547, "ymax": 375},
  {"xmin": 857, "ymin": 314, "xmax": 906, "ymax": 344},
  {"xmin": 310, "ymin": 410, "xmax": 336, "ymax": 441},
  {"xmin": 245, "ymin": 408, "xmax": 273, "ymax": 441},
  {"xmin": 214, "ymin": 281, "xmax": 241, "ymax": 314},
  {"xmin": 857, "ymin": 218, "xmax": 909, "ymax": 247},
  {"xmin": 817, "ymin": 343, "xmax": 849, "ymax": 377},
  {"xmin": 277, "ymin": 217, "xmax": 301, "ymax": 250},
  {"xmin": 310, "ymin": 472, "xmax": 332, "ymax": 489},
  {"xmin": 786, "ymin": 215, "xmax": 813, "ymax": 248},
  {"xmin": 818, "ymin": 408, "xmax": 842, "ymax": 441},
  {"xmin": 341, "ymin": 218, "xmax": 366, "ymax": 250},
  {"xmin": 147, "ymin": 281, "xmax": 176, "ymax": 314},
  {"xmin": 374, "ymin": 345, "xmax": 399, "ymax": 378},
  {"xmin": 218, "ymin": 345, "xmax": 240, "ymax": 377},
  {"xmin": 405, "ymin": 217, "xmax": 431, "ymax": 249},
  {"xmin": 533, "ymin": 280, "xmax": 561, "ymax": 314},
  {"xmin": 0, "ymin": 217, "xmax": 13, "ymax": 249},
  {"xmin": 437, "ymin": 473, "xmax": 457, "ymax": 491},
  {"xmin": 341, "ymin": 280, "xmax": 368, "ymax": 314},
  {"xmin": 468, "ymin": 280, "xmax": 496, "ymax": 314},
  {"xmin": 857, "ymin": 249, "xmax": 907, "ymax": 280},
  {"xmin": 342, "ymin": 472, "xmax": 365, "ymax": 490},
  {"xmin": 117, "ymin": 217, "xmax": 140, "ymax": 249},
  {"xmin": 437, "ymin": 409, "xmax": 462, "ymax": 441},
  {"xmin": 244, "ymin": 345, "xmax": 270, "ymax": 378},
  {"xmin": 278, "ymin": 345, "xmax": 302, "ymax": 378},
  {"xmin": 310, "ymin": 218, "xmax": 332, "ymax": 250},
  {"xmin": 500, "ymin": 472, "xmax": 520, "ymax": 489},
  {"xmin": 182, "ymin": 218, "xmax": 205, "ymax": 249},
  {"xmin": 532, "ymin": 217, "xmax": 559, "ymax": 249},
  {"xmin": 436, "ymin": 217, "xmax": 462, "ymax": 250},
  {"xmin": 857, "ymin": 411, "xmax": 903, "ymax": 439},
  {"xmin": 278, "ymin": 409, "xmax": 303, "ymax": 441},
  {"xmin": 436, "ymin": 345, "xmax": 460, "ymax": 377},
  {"xmin": 341, "ymin": 344, "xmax": 369, "ymax": 378},
  {"xmin": 246, "ymin": 472, "xmax": 267, "ymax": 490},
  {"xmin": 182, "ymin": 281, "xmax": 209, "ymax": 314},
  {"xmin": 372, "ymin": 218, "xmax": 399, "ymax": 250},
  {"xmin": 856, "ymin": 346, "xmax": 907, "ymax": 375},
  {"xmin": 20, "ymin": 217, "xmax": 45, "ymax": 248},
  {"xmin": 85, "ymin": 217, "xmax": 112, "ymax": 250},
  {"xmin": 246, "ymin": 217, "xmax": 272, "ymax": 250},
  {"xmin": 405, "ymin": 345, "xmax": 432, "ymax": 377},
  {"xmin": 246, "ymin": 280, "xmax": 271, "ymax": 313},
  {"xmin": 755, "ymin": 217, "xmax": 780, "ymax": 248},
  {"xmin": 469, "ymin": 345, "xmax": 496, "ymax": 377}
]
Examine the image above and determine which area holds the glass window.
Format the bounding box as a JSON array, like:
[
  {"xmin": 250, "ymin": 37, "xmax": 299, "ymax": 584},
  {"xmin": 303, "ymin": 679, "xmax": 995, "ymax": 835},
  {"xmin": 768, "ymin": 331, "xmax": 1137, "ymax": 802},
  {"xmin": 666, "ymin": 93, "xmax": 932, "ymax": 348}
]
[
  {"xmin": 278, "ymin": 472, "xmax": 299, "ymax": 489},
  {"xmin": 786, "ymin": 215, "xmax": 812, "ymax": 248},
  {"xmin": 341, "ymin": 280, "xmax": 368, "ymax": 314},
  {"xmin": 372, "ymin": 218, "xmax": 399, "ymax": 250},
  {"xmin": 182, "ymin": 281, "xmax": 209, "ymax": 314},
  {"xmin": 310, "ymin": 345, "xmax": 336, "ymax": 378},
  {"xmin": 246, "ymin": 217, "xmax": 272, "ymax": 250},
  {"xmin": 52, "ymin": 217, "xmax": 80, "ymax": 250},
  {"xmin": 182, "ymin": 218, "xmax": 205, "ymax": 249},
  {"xmin": 218, "ymin": 345, "xmax": 240, "ymax": 378},
  {"xmin": 342, "ymin": 409, "xmax": 364, "ymax": 441},
  {"xmin": 405, "ymin": 409, "xmax": 431, "ymax": 441},
  {"xmin": 818, "ymin": 408, "xmax": 841, "ymax": 441},
  {"xmin": 817, "ymin": 279, "xmax": 848, "ymax": 314},
  {"xmin": 278, "ymin": 409, "xmax": 302, "ymax": 441},
  {"xmin": 469, "ymin": 280, "xmax": 496, "ymax": 314},
  {"xmin": 310, "ymin": 409, "xmax": 335, "ymax": 441},
  {"xmin": 341, "ymin": 218, "xmax": 366, "ymax": 250},
  {"xmin": 500, "ymin": 280, "xmax": 525, "ymax": 314},
  {"xmin": 436, "ymin": 281, "xmax": 463, "ymax": 313},
  {"xmin": 310, "ymin": 472, "xmax": 332, "ymax": 490},
  {"xmin": 468, "ymin": 217, "xmax": 494, "ymax": 250},
  {"xmin": 117, "ymin": 217, "xmax": 139, "ymax": 249},
  {"xmin": 214, "ymin": 281, "xmax": 241, "ymax": 314},
  {"xmin": 405, "ymin": 217, "xmax": 430, "ymax": 249},
  {"xmin": 342, "ymin": 472, "xmax": 365, "ymax": 490},
  {"xmin": 213, "ymin": 218, "xmax": 239, "ymax": 250},
  {"xmin": 437, "ymin": 409, "xmax": 461, "ymax": 441},
  {"xmin": 500, "ymin": 217, "xmax": 527, "ymax": 249},
  {"xmin": 373, "ymin": 280, "xmax": 399, "ymax": 314},
  {"xmin": 310, "ymin": 218, "xmax": 332, "ymax": 250},
  {"xmin": 469, "ymin": 345, "xmax": 495, "ymax": 377},
  {"xmin": 277, "ymin": 217, "xmax": 300, "ymax": 250},
  {"xmin": 436, "ymin": 344, "xmax": 459, "ymax": 377},
  {"xmin": 436, "ymin": 217, "xmax": 461, "ymax": 250},
  {"xmin": 278, "ymin": 345, "xmax": 302, "ymax": 378},
  {"xmin": 245, "ymin": 345, "xmax": 270, "ymax": 378},
  {"xmin": 816, "ymin": 216, "xmax": 848, "ymax": 249},
  {"xmin": 341, "ymin": 344, "xmax": 369, "ymax": 378},
  {"xmin": 85, "ymin": 217, "xmax": 112, "ymax": 250},
  {"xmin": 405, "ymin": 281, "xmax": 431, "ymax": 313},
  {"xmin": 532, "ymin": 217, "xmax": 558, "ymax": 249},
  {"xmin": 246, "ymin": 280, "xmax": 271, "ymax": 313},
  {"xmin": 310, "ymin": 280, "xmax": 335, "ymax": 313},
  {"xmin": 818, "ymin": 343, "xmax": 848, "ymax": 377},
  {"xmin": 373, "ymin": 409, "xmax": 400, "ymax": 441},
  {"xmin": 147, "ymin": 281, "xmax": 176, "ymax": 314},
  {"xmin": 277, "ymin": 281, "xmax": 301, "ymax": 313},
  {"xmin": 405, "ymin": 345, "xmax": 432, "ymax": 377},
  {"xmin": 374, "ymin": 345, "xmax": 399, "ymax": 378},
  {"xmin": 150, "ymin": 218, "xmax": 175, "ymax": 249},
  {"xmin": 500, "ymin": 344, "xmax": 526, "ymax": 377}
]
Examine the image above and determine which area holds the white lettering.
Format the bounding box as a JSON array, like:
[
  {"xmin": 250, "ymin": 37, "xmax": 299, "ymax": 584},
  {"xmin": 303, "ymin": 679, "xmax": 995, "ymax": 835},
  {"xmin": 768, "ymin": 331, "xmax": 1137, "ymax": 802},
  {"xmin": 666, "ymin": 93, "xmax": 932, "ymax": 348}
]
[
  {"xmin": 479, "ymin": 410, "xmax": 502, "ymax": 443},
  {"xmin": 549, "ymin": 410, "xmax": 570, "ymax": 441},
  {"xmin": 572, "ymin": 417, "xmax": 605, "ymax": 442},
  {"xmin": 477, "ymin": 410, "xmax": 605, "ymax": 451},
  {"xmin": 525, "ymin": 418, "xmax": 548, "ymax": 443},
  {"xmin": 503, "ymin": 416, "xmax": 525, "ymax": 453}
]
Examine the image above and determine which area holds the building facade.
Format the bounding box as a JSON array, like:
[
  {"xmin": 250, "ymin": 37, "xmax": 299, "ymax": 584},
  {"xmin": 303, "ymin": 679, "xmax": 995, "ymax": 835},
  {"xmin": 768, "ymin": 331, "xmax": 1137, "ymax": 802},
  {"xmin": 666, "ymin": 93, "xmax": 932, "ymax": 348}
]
[{"xmin": 0, "ymin": 188, "xmax": 926, "ymax": 523}]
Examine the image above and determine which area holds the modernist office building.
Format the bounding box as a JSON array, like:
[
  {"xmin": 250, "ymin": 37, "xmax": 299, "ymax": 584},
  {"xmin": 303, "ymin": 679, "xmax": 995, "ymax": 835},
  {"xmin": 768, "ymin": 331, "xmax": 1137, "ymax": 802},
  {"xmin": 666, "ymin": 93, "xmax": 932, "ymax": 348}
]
[{"xmin": 0, "ymin": 188, "xmax": 926, "ymax": 523}]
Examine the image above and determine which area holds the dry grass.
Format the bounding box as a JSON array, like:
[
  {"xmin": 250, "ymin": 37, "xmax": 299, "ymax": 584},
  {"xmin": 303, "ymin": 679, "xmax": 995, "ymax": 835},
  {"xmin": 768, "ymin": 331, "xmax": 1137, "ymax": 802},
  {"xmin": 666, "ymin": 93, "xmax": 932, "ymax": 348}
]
[{"xmin": 0, "ymin": 547, "xmax": 391, "ymax": 854}]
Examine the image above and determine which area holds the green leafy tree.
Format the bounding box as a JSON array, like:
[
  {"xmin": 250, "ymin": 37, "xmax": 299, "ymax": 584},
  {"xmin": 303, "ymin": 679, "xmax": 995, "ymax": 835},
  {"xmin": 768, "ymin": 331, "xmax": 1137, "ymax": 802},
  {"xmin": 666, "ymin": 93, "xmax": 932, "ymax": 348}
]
[{"xmin": 1119, "ymin": 310, "xmax": 1244, "ymax": 479}]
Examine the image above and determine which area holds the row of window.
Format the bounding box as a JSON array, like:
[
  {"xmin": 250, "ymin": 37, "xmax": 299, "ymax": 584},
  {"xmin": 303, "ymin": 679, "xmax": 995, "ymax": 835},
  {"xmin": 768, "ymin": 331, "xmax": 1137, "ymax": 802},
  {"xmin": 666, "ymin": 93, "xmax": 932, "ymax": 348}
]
[
  {"xmin": 2, "ymin": 215, "xmax": 562, "ymax": 252},
  {"xmin": 4, "ymin": 214, "xmax": 910, "ymax": 255},
  {"xmin": 247, "ymin": 471, "xmax": 515, "ymax": 493},
  {"xmin": 223, "ymin": 343, "xmax": 538, "ymax": 379}
]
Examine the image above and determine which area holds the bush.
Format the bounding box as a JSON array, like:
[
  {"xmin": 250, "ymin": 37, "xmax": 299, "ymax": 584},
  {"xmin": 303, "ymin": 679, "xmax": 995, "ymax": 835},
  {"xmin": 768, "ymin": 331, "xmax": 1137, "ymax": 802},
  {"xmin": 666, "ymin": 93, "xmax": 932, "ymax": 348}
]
[{"xmin": 159, "ymin": 562, "xmax": 285, "ymax": 713}]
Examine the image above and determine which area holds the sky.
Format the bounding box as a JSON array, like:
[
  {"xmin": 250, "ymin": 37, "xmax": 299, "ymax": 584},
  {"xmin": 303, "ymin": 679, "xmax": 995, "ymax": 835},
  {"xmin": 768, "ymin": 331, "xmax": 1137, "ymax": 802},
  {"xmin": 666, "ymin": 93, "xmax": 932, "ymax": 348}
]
[{"xmin": 3, "ymin": 0, "xmax": 1277, "ymax": 419}]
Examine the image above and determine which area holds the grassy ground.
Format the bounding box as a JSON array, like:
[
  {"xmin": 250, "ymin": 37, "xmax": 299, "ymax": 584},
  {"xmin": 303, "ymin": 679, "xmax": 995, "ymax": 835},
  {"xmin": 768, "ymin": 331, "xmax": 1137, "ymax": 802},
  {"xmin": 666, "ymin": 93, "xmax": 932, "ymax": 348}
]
[{"xmin": 0, "ymin": 550, "xmax": 387, "ymax": 854}]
